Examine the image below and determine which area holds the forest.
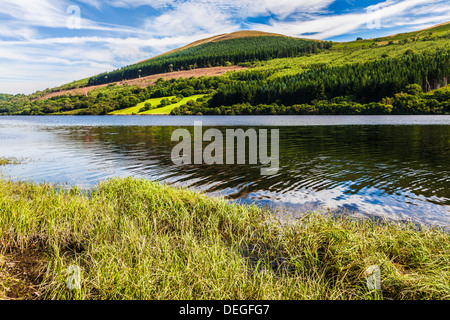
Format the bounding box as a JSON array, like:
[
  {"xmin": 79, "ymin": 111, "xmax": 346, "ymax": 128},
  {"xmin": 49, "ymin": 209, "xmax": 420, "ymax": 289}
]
[
  {"xmin": 208, "ymin": 49, "xmax": 450, "ymax": 108},
  {"xmin": 171, "ymin": 85, "xmax": 450, "ymax": 115}
]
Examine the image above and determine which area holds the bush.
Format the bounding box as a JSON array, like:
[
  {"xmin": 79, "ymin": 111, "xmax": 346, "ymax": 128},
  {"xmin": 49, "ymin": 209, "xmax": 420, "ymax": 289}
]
[{"xmin": 404, "ymin": 84, "xmax": 422, "ymax": 95}]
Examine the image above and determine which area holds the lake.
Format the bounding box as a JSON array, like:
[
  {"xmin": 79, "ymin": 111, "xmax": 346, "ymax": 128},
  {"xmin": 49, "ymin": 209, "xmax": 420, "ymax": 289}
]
[{"xmin": 0, "ymin": 115, "xmax": 449, "ymax": 228}]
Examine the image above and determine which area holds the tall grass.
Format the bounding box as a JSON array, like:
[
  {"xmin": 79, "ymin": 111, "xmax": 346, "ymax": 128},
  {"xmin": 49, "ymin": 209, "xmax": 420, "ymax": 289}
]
[
  {"xmin": 0, "ymin": 177, "xmax": 448, "ymax": 300},
  {"xmin": 0, "ymin": 157, "xmax": 20, "ymax": 166}
]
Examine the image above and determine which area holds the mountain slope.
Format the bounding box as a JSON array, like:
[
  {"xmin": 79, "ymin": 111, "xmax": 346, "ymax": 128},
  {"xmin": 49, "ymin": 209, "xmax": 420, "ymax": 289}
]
[
  {"xmin": 140, "ymin": 30, "xmax": 292, "ymax": 62},
  {"xmin": 45, "ymin": 31, "xmax": 295, "ymax": 93},
  {"xmin": 86, "ymin": 33, "xmax": 330, "ymax": 86},
  {"xmin": 50, "ymin": 24, "xmax": 450, "ymax": 93},
  {"xmin": 2, "ymin": 23, "xmax": 449, "ymax": 116},
  {"xmin": 335, "ymin": 21, "xmax": 450, "ymax": 49}
]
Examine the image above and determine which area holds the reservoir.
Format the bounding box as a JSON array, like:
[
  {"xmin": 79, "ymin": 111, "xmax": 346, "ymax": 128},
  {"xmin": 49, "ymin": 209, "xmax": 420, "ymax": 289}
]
[{"xmin": 0, "ymin": 115, "xmax": 449, "ymax": 228}]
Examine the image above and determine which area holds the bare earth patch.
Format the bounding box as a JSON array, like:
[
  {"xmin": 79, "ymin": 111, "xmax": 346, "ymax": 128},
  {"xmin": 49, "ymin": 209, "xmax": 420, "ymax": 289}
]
[
  {"xmin": 0, "ymin": 250, "xmax": 46, "ymax": 300},
  {"xmin": 39, "ymin": 66, "xmax": 247, "ymax": 100}
]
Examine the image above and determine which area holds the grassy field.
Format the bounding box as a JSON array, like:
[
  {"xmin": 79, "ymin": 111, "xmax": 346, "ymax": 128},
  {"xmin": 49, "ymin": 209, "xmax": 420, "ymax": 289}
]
[
  {"xmin": 110, "ymin": 95, "xmax": 204, "ymax": 115},
  {"xmin": 0, "ymin": 177, "xmax": 448, "ymax": 300},
  {"xmin": 109, "ymin": 96, "xmax": 175, "ymax": 115},
  {"xmin": 334, "ymin": 22, "xmax": 450, "ymax": 49},
  {"xmin": 140, "ymin": 95, "xmax": 205, "ymax": 115}
]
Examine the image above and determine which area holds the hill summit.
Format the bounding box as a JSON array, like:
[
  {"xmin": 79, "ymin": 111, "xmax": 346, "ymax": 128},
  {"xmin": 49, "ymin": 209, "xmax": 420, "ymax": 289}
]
[
  {"xmin": 87, "ymin": 32, "xmax": 329, "ymax": 86},
  {"xmin": 145, "ymin": 30, "xmax": 292, "ymax": 62}
]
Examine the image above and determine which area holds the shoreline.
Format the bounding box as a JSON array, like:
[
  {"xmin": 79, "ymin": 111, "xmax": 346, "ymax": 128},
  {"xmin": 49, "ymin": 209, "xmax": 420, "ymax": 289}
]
[{"xmin": 0, "ymin": 177, "xmax": 448, "ymax": 300}]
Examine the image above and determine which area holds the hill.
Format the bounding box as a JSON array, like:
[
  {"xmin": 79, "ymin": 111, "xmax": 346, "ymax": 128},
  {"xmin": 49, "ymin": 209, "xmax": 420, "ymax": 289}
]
[
  {"xmin": 86, "ymin": 32, "xmax": 330, "ymax": 86},
  {"xmin": 37, "ymin": 31, "xmax": 297, "ymax": 94},
  {"xmin": 141, "ymin": 30, "xmax": 293, "ymax": 62},
  {"xmin": 41, "ymin": 23, "xmax": 450, "ymax": 95},
  {"xmin": 1, "ymin": 23, "xmax": 449, "ymax": 116},
  {"xmin": 335, "ymin": 21, "xmax": 450, "ymax": 49}
]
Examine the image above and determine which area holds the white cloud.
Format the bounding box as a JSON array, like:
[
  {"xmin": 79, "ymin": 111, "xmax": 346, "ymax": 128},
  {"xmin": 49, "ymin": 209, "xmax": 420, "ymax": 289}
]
[
  {"xmin": 81, "ymin": 0, "xmax": 335, "ymax": 18},
  {"xmin": 144, "ymin": 2, "xmax": 239, "ymax": 36},
  {"xmin": 248, "ymin": 0, "xmax": 450, "ymax": 39},
  {"xmin": 0, "ymin": 61, "xmax": 115, "ymax": 94},
  {"xmin": 0, "ymin": 0, "xmax": 149, "ymax": 36},
  {"xmin": 0, "ymin": 0, "xmax": 72, "ymax": 28}
]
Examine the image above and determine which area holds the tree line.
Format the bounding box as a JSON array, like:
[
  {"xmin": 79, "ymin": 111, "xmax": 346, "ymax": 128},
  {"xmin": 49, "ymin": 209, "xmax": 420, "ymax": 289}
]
[{"xmin": 171, "ymin": 85, "xmax": 450, "ymax": 115}]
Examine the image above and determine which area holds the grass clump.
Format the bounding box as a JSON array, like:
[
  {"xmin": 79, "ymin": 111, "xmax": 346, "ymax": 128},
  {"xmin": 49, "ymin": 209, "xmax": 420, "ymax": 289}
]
[
  {"xmin": 0, "ymin": 177, "xmax": 448, "ymax": 300},
  {"xmin": 0, "ymin": 157, "xmax": 21, "ymax": 166}
]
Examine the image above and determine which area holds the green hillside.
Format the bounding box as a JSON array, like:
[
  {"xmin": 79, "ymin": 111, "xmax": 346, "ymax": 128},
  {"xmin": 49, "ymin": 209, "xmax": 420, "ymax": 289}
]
[
  {"xmin": 209, "ymin": 49, "xmax": 449, "ymax": 107},
  {"xmin": 109, "ymin": 96, "xmax": 175, "ymax": 115},
  {"xmin": 335, "ymin": 21, "xmax": 450, "ymax": 49},
  {"xmin": 0, "ymin": 94, "xmax": 14, "ymax": 102},
  {"xmin": 1, "ymin": 23, "xmax": 449, "ymax": 116}
]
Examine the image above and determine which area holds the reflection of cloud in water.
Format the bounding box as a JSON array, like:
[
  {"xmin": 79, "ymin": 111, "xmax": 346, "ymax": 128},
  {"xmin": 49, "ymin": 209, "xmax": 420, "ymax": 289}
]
[{"xmin": 232, "ymin": 185, "xmax": 450, "ymax": 229}]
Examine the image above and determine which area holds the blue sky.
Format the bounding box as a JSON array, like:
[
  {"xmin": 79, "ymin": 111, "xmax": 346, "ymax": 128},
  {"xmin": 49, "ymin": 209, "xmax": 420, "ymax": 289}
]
[{"xmin": 0, "ymin": 0, "xmax": 449, "ymax": 94}]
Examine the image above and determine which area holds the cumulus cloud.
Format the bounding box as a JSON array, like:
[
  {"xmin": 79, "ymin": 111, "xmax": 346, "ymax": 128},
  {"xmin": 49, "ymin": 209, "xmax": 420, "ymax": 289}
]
[{"xmin": 144, "ymin": 2, "xmax": 239, "ymax": 36}]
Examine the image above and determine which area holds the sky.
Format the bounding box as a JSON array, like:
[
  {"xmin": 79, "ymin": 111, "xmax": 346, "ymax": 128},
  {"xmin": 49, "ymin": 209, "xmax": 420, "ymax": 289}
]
[{"xmin": 0, "ymin": 0, "xmax": 449, "ymax": 94}]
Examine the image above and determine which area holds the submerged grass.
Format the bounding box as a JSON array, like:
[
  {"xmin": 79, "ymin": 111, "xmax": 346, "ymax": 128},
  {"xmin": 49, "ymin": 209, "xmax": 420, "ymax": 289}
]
[
  {"xmin": 0, "ymin": 177, "xmax": 448, "ymax": 300},
  {"xmin": 0, "ymin": 157, "xmax": 21, "ymax": 166}
]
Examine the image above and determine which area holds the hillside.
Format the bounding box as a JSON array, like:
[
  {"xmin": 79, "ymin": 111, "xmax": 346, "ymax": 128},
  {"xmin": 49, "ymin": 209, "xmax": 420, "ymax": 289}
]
[
  {"xmin": 41, "ymin": 31, "xmax": 320, "ymax": 94},
  {"xmin": 37, "ymin": 66, "xmax": 245, "ymax": 100},
  {"xmin": 0, "ymin": 23, "xmax": 449, "ymax": 116},
  {"xmin": 335, "ymin": 21, "xmax": 450, "ymax": 49},
  {"xmin": 38, "ymin": 23, "xmax": 450, "ymax": 96},
  {"xmin": 141, "ymin": 30, "xmax": 293, "ymax": 62},
  {"xmin": 87, "ymin": 33, "xmax": 329, "ymax": 86}
]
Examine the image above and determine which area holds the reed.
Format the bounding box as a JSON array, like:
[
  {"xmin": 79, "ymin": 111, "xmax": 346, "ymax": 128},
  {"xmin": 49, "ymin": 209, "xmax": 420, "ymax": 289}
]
[{"xmin": 0, "ymin": 177, "xmax": 448, "ymax": 300}]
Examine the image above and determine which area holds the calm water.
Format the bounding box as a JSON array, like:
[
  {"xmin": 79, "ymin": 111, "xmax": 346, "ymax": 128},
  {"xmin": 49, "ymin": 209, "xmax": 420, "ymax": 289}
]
[{"xmin": 1, "ymin": 115, "xmax": 449, "ymax": 228}]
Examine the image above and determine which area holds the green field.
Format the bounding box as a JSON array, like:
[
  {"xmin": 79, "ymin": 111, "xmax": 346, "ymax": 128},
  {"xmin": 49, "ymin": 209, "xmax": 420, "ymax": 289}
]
[
  {"xmin": 109, "ymin": 96, "xmax": 175, "ymax": 115},
  {"xmin": 140, "ymin": 95, "xmax": 205, "ymax": 115},
  {"xmin": 110, "ymin": 95, "xmax": 204, "ymax": 115},
  {"xmin": 334, "ymin": 22, "xmax": 450, "ymax": 50}
]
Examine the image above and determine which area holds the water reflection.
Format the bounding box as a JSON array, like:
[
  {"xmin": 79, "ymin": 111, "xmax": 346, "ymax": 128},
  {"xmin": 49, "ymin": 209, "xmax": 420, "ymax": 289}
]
[{"xmin": 0, "ymin": 116, "xmax": 449, "ymax": 228}]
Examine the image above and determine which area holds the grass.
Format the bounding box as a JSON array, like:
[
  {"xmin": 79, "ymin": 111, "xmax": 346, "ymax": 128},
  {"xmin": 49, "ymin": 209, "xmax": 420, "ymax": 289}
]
[
  {"xmin": 252, "ymin": 37, "xmax": 450, "ymax": 79},
  {"xmin": 140, "ymin": 95, "xmax": 205, "ymax": 115},
  {"xmin": 0, "ymin": 157, "xmax": 21, "ymax": 166},
  {"xmin": 0, "ymin": 177, "xmax": 448, "ymax": 300},
  {"xmin": 110, "ymin": 95, "xmax": 205, "ymax": 115},
  {"xmin": 333, "ymin": 22, "xmax": 450, "ymax": 49},
  {"xmin": 109, "ymin": 96, "xmax": 176, "ymax": 115}
]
